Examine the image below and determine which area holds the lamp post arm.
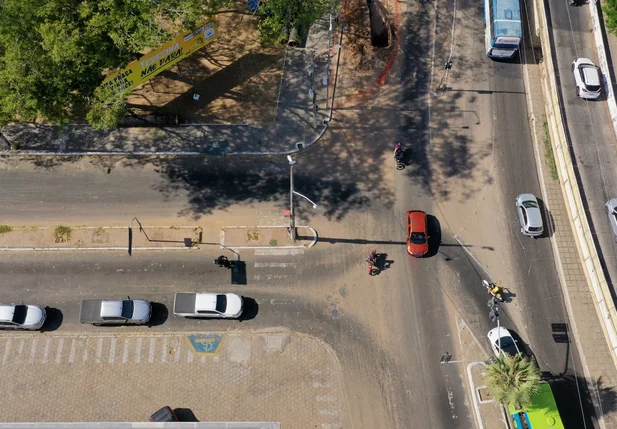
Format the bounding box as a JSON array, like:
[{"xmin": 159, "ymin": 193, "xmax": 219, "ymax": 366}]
[{"xmin": 292, "ymin": 191, "xmax": 317, "ymax": 209}]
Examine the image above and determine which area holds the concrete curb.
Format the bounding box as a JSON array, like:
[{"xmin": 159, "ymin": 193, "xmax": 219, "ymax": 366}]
[
  {"xmin": 220, "ymin": 225, "xmax": 318, "ymax": 250},
  {"xmin": 0, "ymin": 247, "xmax": 195, "ymax": 252}
]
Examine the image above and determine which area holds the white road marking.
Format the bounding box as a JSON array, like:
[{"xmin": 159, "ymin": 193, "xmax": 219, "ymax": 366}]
[
  {"xmin": 316, "ymin": 396, "xmax": 336, "ymax": 402},
  {"xmin": 319, "ymin": 409, "xmax": 339, "ymax": 416},
  {"xmin": 148, "ymin": 338, "xmax": 155, "ymax": 363},
  {"xmin": 313, "ymin": 381, "xmax": 329, "ymax": 388},
  {"xmin": 108, "ymin": 338, "xmax": 116, "ymax": 364},
  {"xmin": 254, "ymin": 274, "xmax": 289, "ymax": 280},
  {"xmin": 68, "ymin": 339, "xmax": 76, "ymax": 363},
  {"xmin": 96, "ymin": 338, "xmax": 103, "ymax": 363},
  {"xmin": 254, "ymin": 262, "xmax": 297, "ymax": 268},
  {"xmin": 17, "ymin": 339, "xmax": 25, "ymax": 360},
  {"xmin": 187, "ymin": 348, "xmax": 194, "ymax": 363},
  {"xmin": 2, "ymin": 339, "xmax": 11, "ymax": 365},
  {"xmin": 42, "ymin": 338, "xmax": 50, "ymax": 363},
  {"xmin": 135, "ymin": 338, "xmax": 142, "ymax": 363},
  {"xmin": 82, "ymin": 339, "xmax": 89, "ymax": 363},
  {"xmin": 122, "ymin": 338, "xmax": 130, "ymax": 363},
  {"xmin": 174, "ymin": 340, "xmax": 181, "ymax": 363},
  {"xmin": 29, "ymin": 338, "xmax": 38, "ymax": 364},
  {"xmin": 55, "ymin": 338, "xmax": 64, "ymax": 364},
  {"xmin": 321, "ymin": 425, "xmax": 343, "ymax": 429},
  {"xmin": 161, "ymin": 337, "xmax": 168, "ymax": 362},
  {"xmin": 255, "ymin": 249, "xmax": 304, "ymax": 256}
]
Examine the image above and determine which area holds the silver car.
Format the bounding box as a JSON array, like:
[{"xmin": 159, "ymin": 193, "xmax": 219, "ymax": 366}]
[
  {"xmin": 516, "ymin": 193, "xmax": 544, "ymax": 237},
  {"xmin": 0, "ymin": 303, "xmax": 46, "ymax": 330},
  {"xmin": 605, "ymin": 199, "xmax": 617, "ymax": 242}
]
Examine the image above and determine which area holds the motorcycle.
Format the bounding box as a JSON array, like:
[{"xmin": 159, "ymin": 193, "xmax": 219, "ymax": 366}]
[
  {"xmin": 214, "ymin": 255, "xmax": 232, "ymax": 269},
  {"xmin": 394, "ymin": 143, "xmax": 405, "ymax": 170},
  {"xmin": 366, "ymin": 249, "xmax": 379, "ymax": 275},
  {"xmin": 482, "ymin": 280, "xmax": 504, "ymax": 302}
]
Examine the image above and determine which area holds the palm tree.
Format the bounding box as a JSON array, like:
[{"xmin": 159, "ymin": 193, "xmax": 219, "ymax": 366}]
[{"xmin": 485, "ymin": 353, "xmax": 542, "ymax": 409}]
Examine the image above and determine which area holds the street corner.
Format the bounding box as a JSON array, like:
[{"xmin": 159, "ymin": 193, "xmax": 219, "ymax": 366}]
[
  {"xmin": 467, "ymin": 362, "xmax": 510, "ymax": 429},
  {"xmin": 0, "ymin": 224, "xmax": 205, "ymax": 251},
  {"xmin": 220, "ymin": 225, "xmax": 318, "ymax": 249}
]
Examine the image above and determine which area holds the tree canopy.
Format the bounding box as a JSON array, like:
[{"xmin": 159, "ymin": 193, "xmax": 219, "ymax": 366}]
[
  {"xmin": 0, "ymin": 0, "xmax": 335, "ymax": 129},
  {"xmin": 485, "ymin": 354, "xmax": 542, "ymax": 409},
  {"xmin": 0, "ymin": 0, "xmax": 230, "ymax": 128}
]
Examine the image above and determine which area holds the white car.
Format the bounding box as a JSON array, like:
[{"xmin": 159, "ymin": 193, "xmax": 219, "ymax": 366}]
[
  {"xmin": 0, "ymin": 303, "xmax": 46, "ymax": 330},
  {"xmin": 516, "ymin": 193, "xmax": 544, "ymax": 237},
  {"xmin": 488, "ymin": 327, "xmax": 521, "ymax": 357},
  {"xmin": 572, "ymin": 58, "xmax": 601, "ymax": 100},
  {"xmin": 173, "ymin": 292, "xmax": 243, "ymax": 318}
]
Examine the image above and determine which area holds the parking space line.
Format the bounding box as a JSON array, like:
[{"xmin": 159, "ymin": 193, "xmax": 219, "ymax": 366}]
[
  {"xmin": 135, "ymin": 338, "xmax": 142, "ymax": 363},
  {"xmin": 17, "ymin": 339, "xmax": 24, "ymax": 360},
  {"xmin": 161, "ymin": 337, "xmax": 168, "ymax": 362},
  {"xmin": 122, "ymin": 338, "xmax": 129, "ymax": 364},
  {"xmin": 82, "ymin": 339, "xmax": 89, "ymax": 363},
  {"xmin": 29, "ymin": 338, "xmax": 38, "ymax": 364},
  {"xmin": 108, "ymin": 338, "xmax": 116, "ymax": 364},
  {"xmin": 2, "ymin": 339, "xmax": 11, "ymax": 365},
  {"xmin": 42, "ymin": 338, "xmax": 50, "ymax": 363},
  {"xmin": 174, "ymin": 339, "xmax": 182, "ymax": 363},
  {"xmin": 55, "ymin": 338, "xmax": 64, "ymax": 364},
  {"xmin": 96, "ymin": 338, "xmax": 103, "ymax": 363},
  {"xmin": 68, "ymin": 339, "xmax": 76, "ymax": 363},
  {"xmin": 148, "ymin": 338, "xmax": 155, "ymax": 363}
]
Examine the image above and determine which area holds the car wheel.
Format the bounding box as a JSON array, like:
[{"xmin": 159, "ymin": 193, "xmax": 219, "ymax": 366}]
[
  {"xmin": 571, "ymin": 63, "xmax": 575, "ymax": 72},
  {"xmin": 577, "ymin": 87, "xmax": 581, "ymax": 98}
]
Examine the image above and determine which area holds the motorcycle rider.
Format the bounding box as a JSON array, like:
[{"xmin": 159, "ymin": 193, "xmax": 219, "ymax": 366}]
[
  {"xmin": 214, "ymin": 255, "xmax": 231, "ymax": 268},
  {"xmin": 394, "ymin": 143, "xmax": 404, "ymax": 161}
]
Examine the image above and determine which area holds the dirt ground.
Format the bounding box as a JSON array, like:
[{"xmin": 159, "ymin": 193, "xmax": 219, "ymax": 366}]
[
  {"xmin": 340, "ymin": 0, "xmax": 397, "ymax": 89},
  {"xmin": 127, "ymin": 3, "xmax": 284, "ymax": 125}
]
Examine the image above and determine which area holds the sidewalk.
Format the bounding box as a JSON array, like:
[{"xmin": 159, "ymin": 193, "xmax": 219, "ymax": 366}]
[
  {"xmin": 0, "ymin": 224, "xmax": 317, "ymax": 251},
  {"xmin": 0, "ymin": 19, "xmax": 339, "ymax": 156}
]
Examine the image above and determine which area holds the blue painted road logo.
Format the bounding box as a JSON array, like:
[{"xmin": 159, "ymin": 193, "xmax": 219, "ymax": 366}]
[{"xmin": 186, "ymin": 334, "xmax": 224, "ymax": 356}]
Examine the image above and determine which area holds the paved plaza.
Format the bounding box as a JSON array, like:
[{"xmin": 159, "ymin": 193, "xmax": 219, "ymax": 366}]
[{"xmin": 0, "ymin": 331, "xmax": 346, "ymax": 428}]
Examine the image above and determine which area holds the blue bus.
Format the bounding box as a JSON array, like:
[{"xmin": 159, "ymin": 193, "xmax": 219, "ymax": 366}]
[{"xmin": 484, "ymin": 0, "xmax": 522, "ymax": 59}]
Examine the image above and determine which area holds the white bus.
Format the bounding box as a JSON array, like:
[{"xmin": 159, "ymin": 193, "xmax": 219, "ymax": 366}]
[{"xmin": 484, "ymin": 0, "xmax": 522, "ymax": 59}]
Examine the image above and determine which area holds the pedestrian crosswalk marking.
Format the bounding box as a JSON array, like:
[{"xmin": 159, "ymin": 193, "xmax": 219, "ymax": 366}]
[
  {"xmin": 68, "ymin": 339, "xmax": 76, "ymax": 363},
  {"xmin": 108, "ymin": 338, "xmax": 116, "ymax": 364},
  {"xmin": 29, "ymin": 338, "xmax": 38, "ymax": 364},
  {"xmin": 135, "ymin": 337, "xmax": 142, "ymax": 363},
  {"xmin": 42, "ymin": 338, "xmax": 51, "ymax": 363},
  {"xmin": 2, "ymin": 338, "xmax": 11, "ymax": 365}
]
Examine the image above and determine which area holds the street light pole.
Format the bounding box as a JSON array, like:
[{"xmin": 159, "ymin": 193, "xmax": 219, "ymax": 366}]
[{"xmin": 288, "ymin": 156, "xmax": 297, "ymax": 241}]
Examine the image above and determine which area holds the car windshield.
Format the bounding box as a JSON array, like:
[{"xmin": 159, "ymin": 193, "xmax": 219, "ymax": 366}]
[
  {"xmin": 496, "ymin": 337, "xmax": 519, "ymax": 356},
  {"xmin": 215, "ymin": 295, "xmax": 227, "ymax": 313},
  {"xmin": 410, "ymin": 232, "xmax": 427, "ymax": 244},
  {"xmin": 12, "ymin": 305, "xmax": 27, "ymax": 325},
  {"xmin": 522, "ymin": 200, "xmax": 538, "ymax": 209},
  {"xmin": 121, "ymin": 300, "xmax": 134, "ymax": 319}
]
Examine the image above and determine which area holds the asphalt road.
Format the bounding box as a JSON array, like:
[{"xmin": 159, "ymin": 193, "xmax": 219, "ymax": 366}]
[
  {"xmin": 548, "ymin": 0, "xmax": 617, "ymax": 305},
  {"xmin": 0, "ymin": 2, "xmax": 603, "ymax": 429}
]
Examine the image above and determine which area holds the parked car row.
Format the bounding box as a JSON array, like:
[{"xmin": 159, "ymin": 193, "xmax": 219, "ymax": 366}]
[{"xmin": 0, "ymin": 292, "xmax": 244, "ymax": 330}]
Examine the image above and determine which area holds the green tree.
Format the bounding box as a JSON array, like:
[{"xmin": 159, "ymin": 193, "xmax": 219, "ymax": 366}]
[
  {"xmin": 604, "ymin": 0, "xmax": 617, "ymax": 35},
  {"xmin": 258, "ymin": 0, "xmax": 336, "ymax": 44},
  {"xmin": 485, "ymin": 354, "xmax": 542, "ymax": 409},
  {"xmin": 0, "ymin": 0, "xmax": 231, "ymax": 127}
]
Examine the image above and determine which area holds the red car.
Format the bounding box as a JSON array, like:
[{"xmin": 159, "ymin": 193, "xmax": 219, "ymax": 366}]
[{"xmin": 406, "ymin": 210, "xmax": 429, "ymax": 257}]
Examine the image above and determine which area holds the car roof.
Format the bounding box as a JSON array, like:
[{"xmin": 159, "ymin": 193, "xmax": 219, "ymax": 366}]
[
  {"xmin": 195, "ymin": 293, "xmax": 218, "ymax": 312},
  {"xmin": 100, "ymin": 301, "xmax": 123, "ymax": 317},
  {"xmin": 581, "ymin": 65, "xmax": 600, "ymax": 86},
  {"xmin": 0, "ymin": 305, "xmax": 15, "ymax": 322}
]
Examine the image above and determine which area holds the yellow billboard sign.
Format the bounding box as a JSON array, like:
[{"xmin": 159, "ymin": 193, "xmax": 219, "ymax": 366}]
[{"xmin": 102, "ymin": 20, "xmax": 218, "ymax": 94}]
